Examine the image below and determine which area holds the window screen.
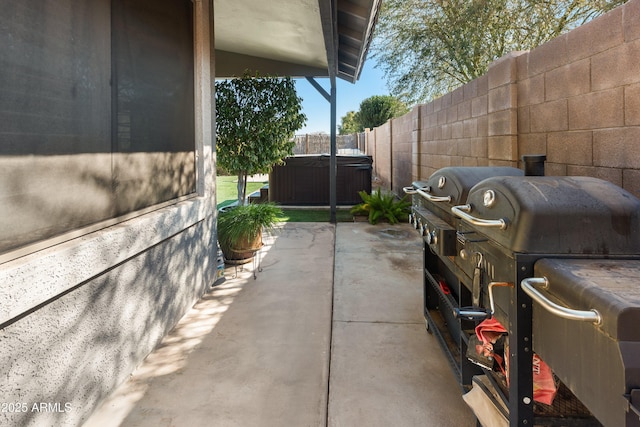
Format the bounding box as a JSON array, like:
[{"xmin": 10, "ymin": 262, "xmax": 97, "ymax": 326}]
[
  {"xmin": 0, "ymin": 0, "xmax": 195, "ymax": 256},
  {"xmin": 112, "ymin": 0, "xmax": 195, "ymax": 214}
]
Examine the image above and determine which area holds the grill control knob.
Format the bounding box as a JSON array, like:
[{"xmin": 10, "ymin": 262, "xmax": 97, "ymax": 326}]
[
  {"xmin": 425, "ymin": 230, "xmax": 435, "ymax": 245},
  {"xmin": 460, "ymin": 249, "xmax": 469, "ymax": 260},
  {"xmin": 417, "ymin": 218, "xmax": 422, "ymax": 231}
]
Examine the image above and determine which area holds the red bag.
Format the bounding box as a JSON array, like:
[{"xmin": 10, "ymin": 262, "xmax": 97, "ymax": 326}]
[
  {"xmin": 504, "ymin": 342, "xmax": 558, "ymax": 405},
  {"xmin": 475, "ymin": 318, "xmax": 507, "ymax": 348},
  {"xmin": 474, "ymin": 319, "xmax": 508, "ymax": 374},
  {"xmin": 476, "ymin": 319, "xmax": 558, "ymax": 405},
  {"xmin": 532, "ymin": 353, "xmax": 557, "ymax": 405}
]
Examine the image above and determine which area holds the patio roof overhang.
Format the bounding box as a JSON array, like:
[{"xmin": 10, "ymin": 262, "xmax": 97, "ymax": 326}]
[{"xmin": 214, "ymin": 0, "xmax": 381, "ymax": 83}]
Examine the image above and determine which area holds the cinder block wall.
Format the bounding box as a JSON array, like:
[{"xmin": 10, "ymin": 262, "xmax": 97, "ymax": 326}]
[
  {"xmin": 365, "ymin": 0, "xmax": 640, "ymax": 198},
  {"xmin": 372, "ymin": 122, "xmax": 392, "ymax": 188},
  {"xmin": 518, "ymin": 0, "xmax": 640, "ymax": 189},
  {"xmin": 390, "ymin": 109, "xmax": 414, "ymax": 195}
]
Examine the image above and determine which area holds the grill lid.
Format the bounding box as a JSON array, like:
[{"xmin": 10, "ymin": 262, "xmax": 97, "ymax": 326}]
[
  {"xmin": 414, "ymin": 166, "xmax": 523, "ymax": 206},
  {"xmin": 456, "ymin": 176, "xmax": 640, "ymax": 254}
]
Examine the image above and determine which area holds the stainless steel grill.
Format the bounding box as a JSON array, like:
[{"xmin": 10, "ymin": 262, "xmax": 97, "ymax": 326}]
[
  {"xmin": 404, "ymin": 167, "xmax": 523, "ymax": 257},
  {"xmin": 409, "ymin": 163, "xmax": 640, "ymax": 427}
]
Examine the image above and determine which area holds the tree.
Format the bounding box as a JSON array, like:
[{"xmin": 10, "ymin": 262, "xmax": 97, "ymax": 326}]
[
  {"xmin": 338, "ymin": 96, "xmax": 408, "ymax": 134},
  {"xmin": 373, "ymin": 0, "xmax": 627, "ymax": 104},
  {"xmin": 357, "ymin": 95, "xmax": 409, "ymax": 130},
  {"xmin": 338, "ymin": 111, "xmax": 361, "ymax": 134},
  {"xmin": 215, "ymin": 72, "xmax": 306, "ymax": 205}
]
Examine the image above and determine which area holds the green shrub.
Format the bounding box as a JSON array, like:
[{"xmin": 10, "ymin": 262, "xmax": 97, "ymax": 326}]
[{"xmin": 350, "ymin": 189, "xmax": 411, "ymax": 225}]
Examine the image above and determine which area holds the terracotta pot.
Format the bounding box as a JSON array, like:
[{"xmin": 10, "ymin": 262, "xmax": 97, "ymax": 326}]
[{"xmin": 221, "ymin": 231, "xmax": 263, "ymax": 264}]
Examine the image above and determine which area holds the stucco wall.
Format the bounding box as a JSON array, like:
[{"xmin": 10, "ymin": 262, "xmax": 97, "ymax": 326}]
[
  {"xmin": 0, "ymin": 1, "xmax": 216, "ymax": 426},
  {"xmin": 365, "ymin": 0, "xmax": 640, "ymax": 198},
  {"xmin": 1, "ymin": 218, "xmax": 213, "ymax": 427}
]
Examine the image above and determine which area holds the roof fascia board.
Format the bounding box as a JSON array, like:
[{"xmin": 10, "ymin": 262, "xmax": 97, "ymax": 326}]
[
  {"xmin": 345, "ymin": 0, "xmax": 382, "ymax": 82},
  {"xmin": 318, "ymin": 0, "xmax": 338, "ymax": 84},
  {"xmin": 214, "ymin": 50, "xmax": 329, "ymax": 78}
]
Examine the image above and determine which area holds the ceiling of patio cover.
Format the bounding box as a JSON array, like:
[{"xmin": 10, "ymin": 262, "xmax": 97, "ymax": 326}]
[{"xmin": 214, "ymin": 0, "xmax": 381, "ymax": 82}]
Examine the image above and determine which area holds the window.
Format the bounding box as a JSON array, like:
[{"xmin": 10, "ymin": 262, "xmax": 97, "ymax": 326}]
[{"xmin": 0, "ymin": 0, "xmax": 195, "ymax": 256}]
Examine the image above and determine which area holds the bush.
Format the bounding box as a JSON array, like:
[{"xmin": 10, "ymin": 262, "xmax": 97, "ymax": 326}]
[{"xmin": 350, "ymin": 189, "xmax": 411, "ymax": 225}]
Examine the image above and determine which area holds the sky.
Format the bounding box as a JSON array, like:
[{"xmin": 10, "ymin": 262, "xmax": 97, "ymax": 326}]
[{"xmin": 294, "ymin": 58, "xmax": 390, "ymax": 135}]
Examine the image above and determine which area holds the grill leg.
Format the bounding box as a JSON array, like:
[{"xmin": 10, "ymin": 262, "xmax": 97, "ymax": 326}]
[{"xmin": 508, "ymin": 261, "xmax": 534, "ymax": 426}]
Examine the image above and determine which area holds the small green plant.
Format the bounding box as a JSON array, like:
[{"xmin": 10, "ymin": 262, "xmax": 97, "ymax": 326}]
[
  {"xmin": 350, "ymin": 189, "xmax": 411, "ymax": 225},
  {"xmin": 217, "ymin": 203, "xmax": 282, "ymax": 253}
]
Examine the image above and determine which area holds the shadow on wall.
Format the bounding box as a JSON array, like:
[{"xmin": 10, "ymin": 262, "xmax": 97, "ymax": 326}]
[{"xmin": 0, "ymin": 210, "xmax": 211, "ymax": 427}]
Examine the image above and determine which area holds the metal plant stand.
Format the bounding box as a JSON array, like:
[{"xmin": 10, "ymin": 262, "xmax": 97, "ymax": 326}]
[{"xmin": 226, "ymin": 244, "xmax": 263, "ymax": 279}]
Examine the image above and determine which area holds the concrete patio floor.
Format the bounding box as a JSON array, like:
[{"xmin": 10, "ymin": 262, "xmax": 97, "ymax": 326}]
[{"xmin": 83, "ymin": 222, "xmax": 476, "ymax": 427}]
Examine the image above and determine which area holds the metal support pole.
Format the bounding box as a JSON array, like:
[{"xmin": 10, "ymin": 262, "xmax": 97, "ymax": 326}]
[
  {"xmin": 305, "ymin": 76, "xmax": 337, "ymax": 223},
  {"xmin": 330, "ymin": 80, "xmax": 337, "ymax": 223}
]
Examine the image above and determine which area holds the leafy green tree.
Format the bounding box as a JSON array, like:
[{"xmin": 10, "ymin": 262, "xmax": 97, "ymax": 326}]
[
  {"xmin": 357, "ymin": 95, "xmax": 409, "ymax": 130},
  {"xmin": 373, "ymin": 0, "xmax": 627, "ymax": 104},
  {"xmin": 215, "ymin": 72, "xmax": 306, "ymax": 205},
  {"xmin": 339, "ymin": 111, "xmax": 362, "ymax": 134}
]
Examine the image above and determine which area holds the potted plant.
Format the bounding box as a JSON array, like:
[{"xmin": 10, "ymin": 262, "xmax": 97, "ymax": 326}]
[{"xmin": 217, "ymin": 203, "xmax": 282, "ymax": 264}]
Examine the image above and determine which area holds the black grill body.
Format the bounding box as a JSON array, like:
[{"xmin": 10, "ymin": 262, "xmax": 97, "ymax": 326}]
[{"xmin": 415, "ymin": 170, "xmax": 640, "ymax": 427}]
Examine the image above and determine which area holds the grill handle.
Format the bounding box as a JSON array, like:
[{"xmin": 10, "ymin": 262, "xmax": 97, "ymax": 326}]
[
  {"xmin": 453, "ymin": 308, "xmax": 489, "ymax": 321},
  {"xmin": 454, "ymin": 282, "xmax": 513, "ymax": 321},
  {"xmin": 403, "ymin": 186, "xmax": 418, "ymax": 195},
  {"xmin": 416, "ymin": 188, "xmax": 451, "ymax": 203},
  {"xmin": 521, "ymin": 277, "xmax": 602, "ymax": 325},
  {"xmin": 451, "ymin": 204, "xmax": 507, "ymax": 229}
]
